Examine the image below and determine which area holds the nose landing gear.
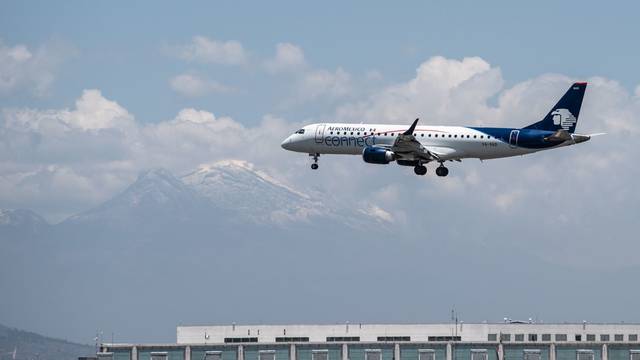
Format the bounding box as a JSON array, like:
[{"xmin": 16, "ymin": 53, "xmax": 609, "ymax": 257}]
[{"xmin": 309, "ymin": 153, "xmax": 320, "ymax": 170}]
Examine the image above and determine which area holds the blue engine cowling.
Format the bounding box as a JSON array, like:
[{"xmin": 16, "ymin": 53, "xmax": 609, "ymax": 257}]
[{"xmin": 362, "ymin": 147, "xmax": 395, "ymax": 164}]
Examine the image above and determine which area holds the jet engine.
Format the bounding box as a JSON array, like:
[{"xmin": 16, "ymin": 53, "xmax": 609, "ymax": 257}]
[{"xmin": 362, "ymin": 147, "xmax": 395, "ymax": 164}]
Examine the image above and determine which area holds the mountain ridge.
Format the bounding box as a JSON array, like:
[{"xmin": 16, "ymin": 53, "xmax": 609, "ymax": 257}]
[{"xmin": 0, "ymin": 322, "xmax": 94, "ymax": 360}]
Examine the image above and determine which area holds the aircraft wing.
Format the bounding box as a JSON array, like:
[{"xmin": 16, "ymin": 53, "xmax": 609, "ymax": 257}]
[{"xmin": 389, "ymin": 118, "xmax": 442, "ymax": 162}]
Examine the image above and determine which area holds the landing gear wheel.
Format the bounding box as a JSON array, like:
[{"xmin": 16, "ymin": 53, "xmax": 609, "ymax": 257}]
[
  {"xmin": 414, "ymin": 165, "xmax": 427, "ymax": 176},
  {"xmin": 309, "ymin": 153, "xmax": 320, "ymax": 170},
  {"xmin": 435, "ymin": 166, "xmax": 449, "ymax": 177}
]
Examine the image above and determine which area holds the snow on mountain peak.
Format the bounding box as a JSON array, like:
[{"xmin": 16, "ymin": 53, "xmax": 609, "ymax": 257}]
[
  {"xmin": 185, "ymin": 159, "xmax": 311, "ymax": 200},
  {"xmin": 183, "ymin": 160, "xmax": 322, "ymax": 224}
]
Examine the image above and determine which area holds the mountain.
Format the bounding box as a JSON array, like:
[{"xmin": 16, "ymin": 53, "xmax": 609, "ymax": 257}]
[
  {"xmin": 0, "ymin": 160, "xmax": 396, "ymax": 344},
  {"xmin": 0, "ymin": 323, "xmax": 94, "ymax": 360},
  {"xmin": 62, "ymin": 168, "xmax": 229, "ymax": 231},
  {"xmin": 182, "ymin": 160, "xmax": 326, "ymax": 224},
  {"xmin": 0, "ymin": 209, "xmax": 49, "ymax": 240},
  {"xmin": 60, "ymin": 160, "xmax": 386, "ymax": 230}
]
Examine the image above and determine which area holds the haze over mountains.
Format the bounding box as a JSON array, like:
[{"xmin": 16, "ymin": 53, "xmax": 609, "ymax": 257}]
[
  {"xmin": 0, "ymin": 160, "xmax": 398, "ymax": 342},
  {"xmin": 2, "ymin": 158, "xmax": 639, "ymax": 345}
]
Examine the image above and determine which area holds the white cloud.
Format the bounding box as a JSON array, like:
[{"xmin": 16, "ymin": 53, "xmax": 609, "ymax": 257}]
[
  {"xmin": 3, "ymin": 56, "xmax": 640, "ymax": 268},
  {"xmin": 358, "ymin": 203, "xmax": 394, "ymax": 223},
  {"xmin": 262, "ymin": 42, "xmax": 354, "ymax": 104},
  {"xmin": 0, "ymin": 38, "xmax": 74, "ymax": 96},
  {"xmin": 169, "ymin": 73, "xmax": 234, "ymax": 97},
  {"xmin": 170, "ymin": 36, "xmax": 247, "ymax": 65},
  {"xmin": 265, "ymin": 42, "xmax": 306, "ymax": 73},
  {"xmin": 0, "ymin": 90, "xmax": 296, "ymax": 219},
  {"xmin": 298, "ymin": 67, "xmax": 352, "ymax": 100},
  {"xmin": 493, "ymin": 189, "xmax": 525, "ymax": 211},
  {"xmin": 336, "ymin": 56, "xmax": 502, "ymax": 124}
]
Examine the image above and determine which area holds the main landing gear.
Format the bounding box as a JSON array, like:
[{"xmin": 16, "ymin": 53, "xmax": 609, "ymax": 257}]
[
  {"xmin": 309, "ymin": 153, "xmax": 320, "ymax": 170},
  {"xmin": 413, "ymin": 165, "xmax": 427, "ymax": 176},
  {"xmin": 435, "ymin": 163, "xmax": 449, "ymax": 177}
]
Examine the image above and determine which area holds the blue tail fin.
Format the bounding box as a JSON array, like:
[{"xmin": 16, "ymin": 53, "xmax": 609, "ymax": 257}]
[{"xmin": 524, "ymin": 82, "xmax": 587, "ymax": 133}]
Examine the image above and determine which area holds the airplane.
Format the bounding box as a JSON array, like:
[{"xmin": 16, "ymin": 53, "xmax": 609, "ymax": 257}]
[{"xmin": 281, "ymin": 82, "xmax": 601, "ymax": 176}]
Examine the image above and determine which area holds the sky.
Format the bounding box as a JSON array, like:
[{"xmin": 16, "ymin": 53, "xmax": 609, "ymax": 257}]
[{"xmin": 2, "ymin": 0, "xmax": 640, "ymax": 343}]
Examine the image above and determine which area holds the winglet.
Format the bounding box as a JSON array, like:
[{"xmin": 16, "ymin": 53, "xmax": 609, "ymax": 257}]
[{"xmin": 403, "ymin": 118, "xmax": 419, "ymax": 135}]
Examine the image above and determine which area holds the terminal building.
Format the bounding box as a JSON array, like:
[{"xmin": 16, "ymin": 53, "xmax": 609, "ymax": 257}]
[{"xmin": 98, "ymin": 323, "xmax": 640, "ymax": 360}]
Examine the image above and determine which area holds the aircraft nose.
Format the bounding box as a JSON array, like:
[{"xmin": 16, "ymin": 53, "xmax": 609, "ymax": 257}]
[{"xmin": 281, "ymin": 136, "xmax": 293, "ymax": 150}]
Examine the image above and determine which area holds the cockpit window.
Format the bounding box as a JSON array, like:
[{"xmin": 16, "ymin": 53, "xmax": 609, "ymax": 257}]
[{"xmin": 295, "ymin": 129, "xmax": 305, "ymax": 134}]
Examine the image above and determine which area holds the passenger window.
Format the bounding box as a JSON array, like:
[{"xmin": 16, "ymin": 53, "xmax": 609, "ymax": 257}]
[
  {"xmin": 474, "ymin": 135, "xmax": 477, "ymax": 138},
  {"xmin": 448, "ymin": 134, "xmax": 452, "ymax": 138},
  {"xmin": 454, "ymin": 135, "xmax": 457, "ymax": 138},
  {"xmin": 391, "ymin": 133, "xmax": 395, "ymax": 136},
  {"xmin": 428, "ymin": 134, "xmax": 432, "ymax": 137},
  {"xmin": 385, "ymin": 133, "xmax": 388, "ymax": 136},
  {"xmin": 421, "ymin": 134, "xmax": 424, "ymax": 137},
  {"xmin": 481, "ymin": 135, "xmax": 484, "ymax": 139},
  {"xmin": 350, "ymin": 132, "xmax": 353, "ymax": 135}
]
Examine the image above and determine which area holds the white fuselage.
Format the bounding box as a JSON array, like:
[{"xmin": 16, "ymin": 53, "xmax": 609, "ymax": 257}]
[{"xmin": 281, "ymin": 123, "xmax": 571, "ymax": 161}]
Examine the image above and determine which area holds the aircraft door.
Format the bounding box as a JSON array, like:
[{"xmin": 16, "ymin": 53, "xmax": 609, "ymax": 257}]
[
  {"xmin": 315, "ymin": 124, "xmax": 326, "ymax": 144},
  {"xmin": 509, "ymin": 130, "xmax": 519, "ymax": 148}
]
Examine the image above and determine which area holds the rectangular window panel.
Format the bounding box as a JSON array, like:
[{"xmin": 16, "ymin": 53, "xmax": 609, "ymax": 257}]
[
  {"xmin": 501, "ymin": 334, "xmax": 511, "ymax": 342},
  {"xmin": 327, "ymin": 337, "xmax": 360, "ymax": 342},
  {"xmin": 224, "ymin": 337, "xmax": 258, "ymax": 343},
  {"xmin": 615, "ymin": 335, "xmax": 624, "ymax": 341},
  {"xmin": 312, "ymin": 351, "xmax": 329, "ymax": 360},
  {"xmin": 630, "ymin": 351, "xmax": 640, "ymax": 360},
  {"xmin": 577, "ymin": 350, "xmax": 594, "ymax": 360},
  {"xmin": 528, "ymin": 334, "xmax": 538, "ymax": 342},
  {"xmin": 601, "ymin": 335, "xmax": 610, "ymax": 342},
  {"xmin": 151, "ymin": 353, "xmax": 168, "ymax": 360},
  {"xmin": 276, "ymin": 337, "xmax": 310, "ymax": 343},
  {"xmin": 366, "ymin": 350, "xmax": 382, "ymax": 360},
  {"xmin": 260, "ymin": 351, "xmax": 276, "ymax": 360},
  {"xmin": 524, "ymin": 350, "xmax": 541, "ymax": 360},
  {"xmin": 515, "ymin": 334, "xmax": 524, "ymax": 342},
  {"xmin": 542, "ymin": 334, "xmax": 551, "ymax": 341},
  {"xmin": 576, "ymin": 335, "xmax": 582, "ymax": 342},
  {"xmin": 471, "ymin": 350, "xmax": 488, "ymax": 360},
  {"xmin": 488, "ymin": 334, "xmax": 497, "ymax": 341},
  {"xmin": 629, "ymin": 335, "xmax": 638, "ymax": 342},
  {"xmin": 377, "ymin": 336, "xmax": 410, "ymax": 342},
  {"xmin": 428, "ymin": 336, "xmax": 461, "ymax": 342},
  {"xmin": 419, "ymin": 350, "xmax": 435, "ymax": 360},
  {"xmin": 587, "ymin": 335, "xmax": 595, "ymax": 342},
  {"xmin": 555, "ymin": 334, "xmax": 567, "ymax": 342},
  {"xmin": 205, "ymin": 352, "xmax": 223, "ymax": 360}
]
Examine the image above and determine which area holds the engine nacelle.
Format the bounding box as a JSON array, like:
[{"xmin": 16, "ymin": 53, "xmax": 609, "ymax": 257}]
[{"xmin": 362, "ymin": 147, "xmax": 395, "ymax": 164}]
